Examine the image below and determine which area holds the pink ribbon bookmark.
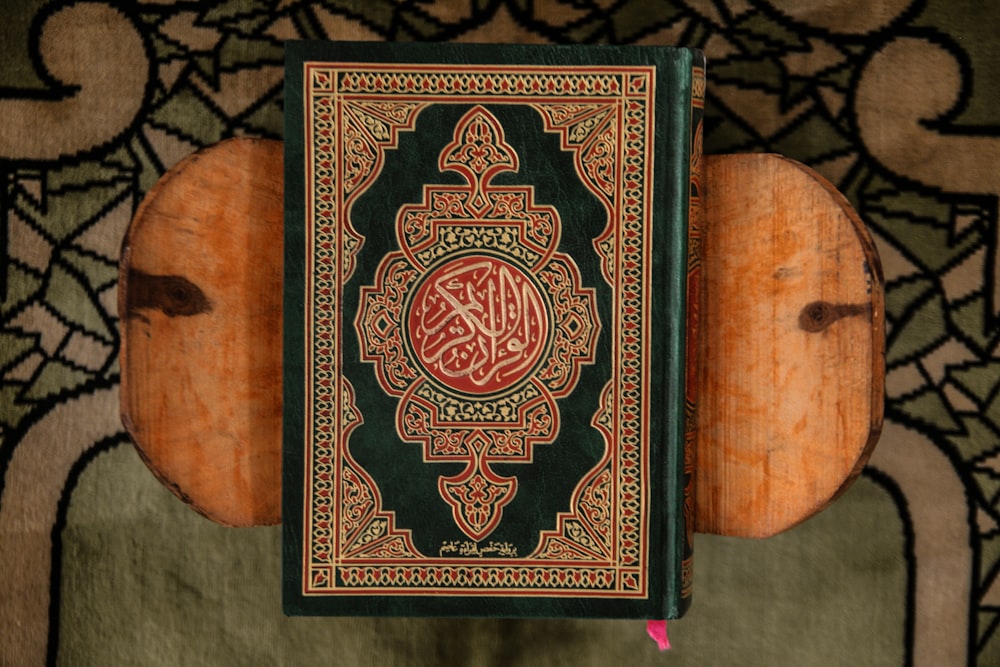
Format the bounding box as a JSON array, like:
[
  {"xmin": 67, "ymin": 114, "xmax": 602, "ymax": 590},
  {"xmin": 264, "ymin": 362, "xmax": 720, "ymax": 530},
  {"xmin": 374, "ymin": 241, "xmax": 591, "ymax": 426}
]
[{"xmin": 646, "ymin": 620, "xmax": 670, "ymax": 650}]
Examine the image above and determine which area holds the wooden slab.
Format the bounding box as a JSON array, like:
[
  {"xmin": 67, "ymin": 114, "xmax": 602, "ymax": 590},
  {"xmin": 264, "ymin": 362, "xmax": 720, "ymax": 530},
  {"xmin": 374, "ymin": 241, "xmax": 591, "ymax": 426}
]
[
  {"xmin": 119, "ymin": 138, "xmax": 283, "ymax": 527},
  {"xmin": 119, "ymin": 140, "xmax": 883, "ymax": 536},
  {"xmin": 696, "ymin": 153, "xmax": 884, "ymax": 537}
]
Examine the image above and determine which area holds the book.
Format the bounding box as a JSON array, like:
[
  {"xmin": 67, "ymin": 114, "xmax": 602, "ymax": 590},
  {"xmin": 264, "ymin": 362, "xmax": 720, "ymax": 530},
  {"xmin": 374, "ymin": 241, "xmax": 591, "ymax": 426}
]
[{"xmin": 283, "ymin": 41, "xmax": 705, "ymax": 619}]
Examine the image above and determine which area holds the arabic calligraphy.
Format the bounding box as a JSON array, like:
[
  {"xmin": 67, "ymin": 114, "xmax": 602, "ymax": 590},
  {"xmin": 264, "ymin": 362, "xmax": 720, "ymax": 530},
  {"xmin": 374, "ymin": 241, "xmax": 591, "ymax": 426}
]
[
  {"xmin": 408, "ymin": 255, "xmax": 548, "ymax": 395},
  {"xmin": 439, "ymin": 540, "xmax": 518, "ymax": 558}
]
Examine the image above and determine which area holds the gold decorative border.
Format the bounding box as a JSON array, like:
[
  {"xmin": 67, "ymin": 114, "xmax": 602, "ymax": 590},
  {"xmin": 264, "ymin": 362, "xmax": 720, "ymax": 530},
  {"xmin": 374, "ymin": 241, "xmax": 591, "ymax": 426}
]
[{"xmin": 301, "ymin": 62, "xmax": 657, "ymax": 597}]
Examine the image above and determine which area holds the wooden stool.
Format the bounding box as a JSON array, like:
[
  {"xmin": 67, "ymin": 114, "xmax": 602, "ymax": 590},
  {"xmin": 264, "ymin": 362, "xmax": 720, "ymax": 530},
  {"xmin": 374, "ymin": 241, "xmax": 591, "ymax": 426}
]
[{"xmin": 119, "ymin": 138, "xmax": 883, "ymax": 537}]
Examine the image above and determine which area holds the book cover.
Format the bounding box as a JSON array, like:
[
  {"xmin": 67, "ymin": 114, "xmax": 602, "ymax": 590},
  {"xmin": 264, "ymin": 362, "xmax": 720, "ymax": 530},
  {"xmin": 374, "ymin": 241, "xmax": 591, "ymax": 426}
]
[{"xmin": 283, "ymin": 41, "xmax": 705, "ymax": 619}]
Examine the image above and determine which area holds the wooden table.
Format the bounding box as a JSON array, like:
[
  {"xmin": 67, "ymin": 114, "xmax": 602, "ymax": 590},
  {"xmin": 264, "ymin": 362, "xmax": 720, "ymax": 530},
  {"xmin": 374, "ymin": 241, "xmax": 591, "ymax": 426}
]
[{"xmin": 119, "ymin": 138, "xmax": 884, "ymax": 538}]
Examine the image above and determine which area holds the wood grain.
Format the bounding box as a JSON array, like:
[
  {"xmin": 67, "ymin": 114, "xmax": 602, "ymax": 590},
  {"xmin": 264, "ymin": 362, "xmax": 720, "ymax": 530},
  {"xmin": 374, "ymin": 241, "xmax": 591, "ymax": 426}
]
[
  {"xmin": 119, "ymin": 137, "xmax": 283, "ymax": 527},
  {"xmin": 119, "ymin": 141, "xmax": 884, "ymax": 537},
  {"xmin": 695, "ymin": 153, "xmax": 885, "ymax": 537}
]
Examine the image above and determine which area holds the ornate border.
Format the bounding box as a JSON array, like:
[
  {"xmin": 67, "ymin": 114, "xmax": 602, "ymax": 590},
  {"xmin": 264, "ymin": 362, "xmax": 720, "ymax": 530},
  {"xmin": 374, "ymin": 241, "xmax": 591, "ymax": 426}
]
[{"xmin": 301, "ymin": 62, "xmax": 657, "ymax": 597}]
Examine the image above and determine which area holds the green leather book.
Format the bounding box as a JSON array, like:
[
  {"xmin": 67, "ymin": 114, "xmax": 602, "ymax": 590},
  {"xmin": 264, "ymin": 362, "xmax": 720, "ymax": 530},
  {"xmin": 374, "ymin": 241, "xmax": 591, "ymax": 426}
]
[{"xmin": 283, "ymin": 41, "xmax": 705, "ymax": 619}]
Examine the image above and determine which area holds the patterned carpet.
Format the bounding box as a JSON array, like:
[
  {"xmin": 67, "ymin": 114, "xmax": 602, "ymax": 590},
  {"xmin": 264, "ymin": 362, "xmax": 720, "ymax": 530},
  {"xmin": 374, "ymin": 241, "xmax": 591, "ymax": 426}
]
[{"xmin": 1, "ymin": 1, "xmax": 997, "ymax": 664}]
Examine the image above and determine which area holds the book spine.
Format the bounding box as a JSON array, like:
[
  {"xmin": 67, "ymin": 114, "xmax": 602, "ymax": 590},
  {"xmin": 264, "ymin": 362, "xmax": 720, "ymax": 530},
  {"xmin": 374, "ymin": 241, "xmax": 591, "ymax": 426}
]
[{"xmin": 679, "ymin": 54, "xmax": 706, "ymax": 616}]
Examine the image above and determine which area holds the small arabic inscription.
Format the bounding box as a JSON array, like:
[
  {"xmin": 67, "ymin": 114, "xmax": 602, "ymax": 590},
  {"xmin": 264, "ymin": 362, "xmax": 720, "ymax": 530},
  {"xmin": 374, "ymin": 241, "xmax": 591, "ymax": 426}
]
[{"xmin": 439, "ymin": 540, "xmax": 519, "ymax": 558}]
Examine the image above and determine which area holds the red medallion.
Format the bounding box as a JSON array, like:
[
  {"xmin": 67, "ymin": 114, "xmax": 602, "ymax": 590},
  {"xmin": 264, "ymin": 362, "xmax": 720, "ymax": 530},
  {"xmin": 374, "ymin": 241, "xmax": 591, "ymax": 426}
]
[{"xmin": 407, "ymin": 255, "xmax": 548, "ymax": 395}]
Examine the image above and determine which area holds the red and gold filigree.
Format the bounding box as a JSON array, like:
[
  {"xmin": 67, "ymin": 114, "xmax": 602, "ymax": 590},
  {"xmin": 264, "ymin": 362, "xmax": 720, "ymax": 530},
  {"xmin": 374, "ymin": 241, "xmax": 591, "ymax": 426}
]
[{"xmin": 357, "ymin": 105, "xmax": 599, "ymax": 542}]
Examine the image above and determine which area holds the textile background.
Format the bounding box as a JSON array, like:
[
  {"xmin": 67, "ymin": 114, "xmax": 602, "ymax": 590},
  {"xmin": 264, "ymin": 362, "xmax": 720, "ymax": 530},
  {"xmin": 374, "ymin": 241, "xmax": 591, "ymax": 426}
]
[{"xmin": 2, "ymin": 1, "xmax": 997, "ymax": 664}]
